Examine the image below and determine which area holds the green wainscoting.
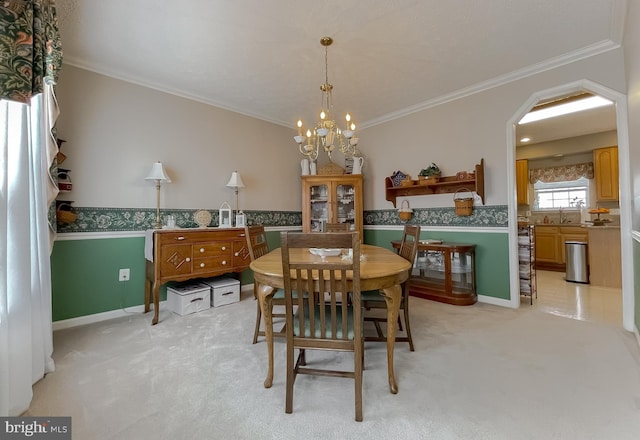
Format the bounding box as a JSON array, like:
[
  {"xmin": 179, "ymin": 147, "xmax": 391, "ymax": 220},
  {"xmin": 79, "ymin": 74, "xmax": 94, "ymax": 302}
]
[
  {"xmin": 51, "ymin": 237, "xmax": 147, "ymax": 321},
  {"xmin": 364, "ymin": 229, "xmax": 511, "ymax": 301},
  {"xmin": 51, "ymin": 228, "xmax": 510, "ymax": 322},
  {"xmin": 51, "ymin": 232, "xmax": 281, "ymax": 322}
]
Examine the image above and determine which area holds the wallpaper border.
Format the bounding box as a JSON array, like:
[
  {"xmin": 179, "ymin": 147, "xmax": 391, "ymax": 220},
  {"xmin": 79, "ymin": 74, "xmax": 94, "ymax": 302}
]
[{"xmin": 57, "ymin": 206, "xmax": 508, "ymax": 233}]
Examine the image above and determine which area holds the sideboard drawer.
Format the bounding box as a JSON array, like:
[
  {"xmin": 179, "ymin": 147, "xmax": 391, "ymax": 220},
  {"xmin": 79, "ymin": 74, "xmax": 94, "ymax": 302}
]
[
  {"xmin": 192, "ymin": 255, "xmax": 232, "ymax": 273},
  {"xmin": 193, "ymin": 242, "xmax": 232, "ymax": 257}
]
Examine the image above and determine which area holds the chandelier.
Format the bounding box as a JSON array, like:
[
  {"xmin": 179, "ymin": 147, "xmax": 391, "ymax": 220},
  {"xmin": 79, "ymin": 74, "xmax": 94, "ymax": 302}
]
[{"xmin": 294, "ymin": 37, "xmax": 359, "ymax": 162}]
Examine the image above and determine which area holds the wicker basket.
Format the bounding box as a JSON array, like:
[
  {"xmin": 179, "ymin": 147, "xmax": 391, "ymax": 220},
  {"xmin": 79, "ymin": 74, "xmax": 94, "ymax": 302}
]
[
  {"xmin": 453, "ymin": 188, "xmax": 474, "ymax": 216},
  {"xmin": 400, "ymin": 176, "xmax": 414, "ymax": 187},
  {"xmin": 418, "ymin": 174, "xmax": 440, "ymax": 185},
  {"xmin": 56, "ymin": 205, "xmax": 77, "ymax": 224},
  {"xmin": 318, "ymin": 162, "xmax": 345, "ymax": 175},
  {"xmin": 398, "ymin": 200, "xmax": 413, "ymax": 221}
]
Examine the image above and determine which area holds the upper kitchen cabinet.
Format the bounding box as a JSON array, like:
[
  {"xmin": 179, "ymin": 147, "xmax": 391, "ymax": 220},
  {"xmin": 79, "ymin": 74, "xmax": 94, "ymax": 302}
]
[
  {"xmin": 516, "ymin": 159, "xmax": 529, "ymax": 205},
  {"xmin": 593, "ymin": 146, "xmax": 618, "ymax": 201}
]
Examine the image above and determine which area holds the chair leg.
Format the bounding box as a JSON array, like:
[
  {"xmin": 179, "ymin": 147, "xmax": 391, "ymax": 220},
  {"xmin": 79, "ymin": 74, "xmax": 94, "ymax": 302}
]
[
  {"xmin": 299, "ymin": 349, "xmax": 306, "ymax": 366},
  {"xmin": 252, "ymin": 298, "xmax": 262, "ymax": 344},
  {"xmin": 403, "ymin": 291, "xmax": 415, "ymax": 352},
  {"xmin": 285, "ymin": 336, "xmax": 295, "ymax": 414},
  {"xmin": 355, "ymin": 340, "xmax": 363, "ymax": 422}
]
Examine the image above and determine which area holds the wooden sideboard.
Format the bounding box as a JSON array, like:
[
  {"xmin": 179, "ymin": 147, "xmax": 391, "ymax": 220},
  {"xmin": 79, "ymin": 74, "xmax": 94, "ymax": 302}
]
[{"xmin": 145, "ymin": 228, "xmax": 251, "ymax": 324}]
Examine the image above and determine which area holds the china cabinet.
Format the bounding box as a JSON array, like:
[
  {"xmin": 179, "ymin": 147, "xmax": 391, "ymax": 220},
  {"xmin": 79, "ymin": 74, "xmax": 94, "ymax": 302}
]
[
  {"xmin": 593, "ymin": 146, "xmax": 618, "ymax": 201},
  {"xmin": 301, "ymin": 174, "xmax": 363, "ymax": 239},
  {"xmin": 392, "ymin": 241, "xmax": 476, "ymax": 305}
]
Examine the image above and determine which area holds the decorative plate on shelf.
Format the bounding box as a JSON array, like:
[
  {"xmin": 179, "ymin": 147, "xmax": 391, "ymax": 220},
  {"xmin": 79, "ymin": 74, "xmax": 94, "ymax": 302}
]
[{"xmin": 193, "ymin": 210, "xmax": 212, "ymax": 228}]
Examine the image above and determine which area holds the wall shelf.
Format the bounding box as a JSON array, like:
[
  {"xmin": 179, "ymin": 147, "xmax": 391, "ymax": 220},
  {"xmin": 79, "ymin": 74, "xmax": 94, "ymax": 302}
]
[{"xmin": 385, "ymin": 158, "xmax": 484, "ymax": 208}]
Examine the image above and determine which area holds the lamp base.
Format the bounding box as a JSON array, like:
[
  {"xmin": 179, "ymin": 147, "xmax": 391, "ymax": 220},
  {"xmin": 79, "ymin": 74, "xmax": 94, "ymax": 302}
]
[{"xmin": 152, "ymin": 222, "xmax": 163, "ymax": 229}]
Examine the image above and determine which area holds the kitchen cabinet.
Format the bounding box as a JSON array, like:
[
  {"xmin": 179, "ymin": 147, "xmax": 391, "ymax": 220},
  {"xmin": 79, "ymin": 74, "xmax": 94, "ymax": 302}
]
[
  {"xmin": 516, "ymin": 159, "xmax": 529, "ymax": 205},
  {"xmin": 144, "ymin": 228, "xmax": 251, "ymax": 325},
  {"xmin": 588, "ymin": 227, "xmax": 621, "ymax": 288},
  {"xmin": 594, "ymin": 146, "xmax": 619, "ymax": 201},
  {"xmin": 302, "ymin": 174, "xmax": 363, "ymax": 239},
  {"xmin": 535, "ymin": 226, "xmax": 560, "ymax": 268},
  {"xmin": 534, "ymin": 225, "xmax": 588, "ymax": 271},
  {"xmin": 559, "ymin": 226, "xmax": 589, "ymax": 264}
]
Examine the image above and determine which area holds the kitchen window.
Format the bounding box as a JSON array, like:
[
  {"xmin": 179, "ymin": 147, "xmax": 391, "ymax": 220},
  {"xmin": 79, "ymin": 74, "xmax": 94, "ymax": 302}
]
[{"xmin": 533, "ymin": 177, "xmax": 589, "ymax": 210}]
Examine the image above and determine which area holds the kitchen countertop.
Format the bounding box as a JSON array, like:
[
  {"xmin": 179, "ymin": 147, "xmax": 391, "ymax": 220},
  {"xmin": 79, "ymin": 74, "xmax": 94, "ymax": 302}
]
[{"xmin": 524, "ymin": 223, "xmax": 620, "ymax": 229}]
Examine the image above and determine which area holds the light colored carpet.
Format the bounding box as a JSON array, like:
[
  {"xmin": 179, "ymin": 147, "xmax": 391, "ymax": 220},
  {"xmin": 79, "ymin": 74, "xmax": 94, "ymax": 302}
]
[{"xmin": 26, "ymin": 291, "xmax": 640, "ymax": 439}]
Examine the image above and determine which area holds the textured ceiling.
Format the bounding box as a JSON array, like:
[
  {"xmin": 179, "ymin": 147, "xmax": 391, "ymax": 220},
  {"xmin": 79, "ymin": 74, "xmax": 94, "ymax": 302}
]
[{"xmin": 55, "ymin": 0, "xmax": 624, "ymax": 141}]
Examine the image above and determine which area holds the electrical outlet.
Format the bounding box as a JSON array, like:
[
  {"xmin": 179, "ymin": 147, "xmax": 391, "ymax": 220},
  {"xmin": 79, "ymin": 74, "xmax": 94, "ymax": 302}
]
[{"xmin": 119, "ymin": 268, "xmax": 130, "ymax": 282}]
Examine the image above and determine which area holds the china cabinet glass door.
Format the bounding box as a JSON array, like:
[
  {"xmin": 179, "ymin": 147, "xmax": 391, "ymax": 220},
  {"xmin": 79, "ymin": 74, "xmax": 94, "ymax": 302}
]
[
  {"xmin": 301, "ymin": 175, "xmax": 363, "ymax": 238},
  {"xmin": 309, "ymin": 184, "xmax": 328, "ymax": 232},
  {"xmin": 336, "ymin": 183, "xmax": 355, "ymax": 229}
]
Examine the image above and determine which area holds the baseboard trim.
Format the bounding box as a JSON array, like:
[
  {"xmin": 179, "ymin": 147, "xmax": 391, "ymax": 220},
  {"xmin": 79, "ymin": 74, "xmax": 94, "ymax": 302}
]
[
  {"xmin": 52, "ymin": 303, "xmax": 161, "ymax": 331},
  {"xmin": 477, "ymin": 294, "xmax": 515, "ymax": 308},
  {"xmin": 53, "ymin": 285, "xmax": 254, "ymax": 331}
]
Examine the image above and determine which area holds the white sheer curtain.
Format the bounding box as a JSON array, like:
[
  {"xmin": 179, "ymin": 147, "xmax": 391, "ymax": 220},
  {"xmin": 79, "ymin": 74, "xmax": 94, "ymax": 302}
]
[{"xmin": 0, "ymin": 83, "xmax": 59, "ymax": 416}]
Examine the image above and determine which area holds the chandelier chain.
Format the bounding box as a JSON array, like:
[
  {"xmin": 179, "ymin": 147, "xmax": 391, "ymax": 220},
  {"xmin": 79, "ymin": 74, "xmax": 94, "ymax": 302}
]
[{"xmin": 294, "ymin": 36, "xmax": 359, "ymax": 163}]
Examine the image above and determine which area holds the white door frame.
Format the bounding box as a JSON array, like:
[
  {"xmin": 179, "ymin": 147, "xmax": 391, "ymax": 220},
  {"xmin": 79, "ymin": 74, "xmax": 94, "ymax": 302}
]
[{"xmin": 506, "ymin": 79, "xmax": 634, "ymax": 332}]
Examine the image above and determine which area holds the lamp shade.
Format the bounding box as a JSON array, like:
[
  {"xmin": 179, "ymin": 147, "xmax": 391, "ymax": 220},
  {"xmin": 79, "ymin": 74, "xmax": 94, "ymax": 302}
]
[
  {"xmin": 226, "ymin": 171, "xmax": 245, "ymax": 189},
  {"xmin": 145, "ymin": 162, "xmax": 172, "ymax": 183}
]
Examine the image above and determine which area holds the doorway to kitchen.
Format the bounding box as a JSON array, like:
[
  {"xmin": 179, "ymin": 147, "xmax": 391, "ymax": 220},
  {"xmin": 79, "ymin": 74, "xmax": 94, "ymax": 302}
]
[{"xmin": 506, "ymin": 79, "xmax": 633, "ymax": 331}]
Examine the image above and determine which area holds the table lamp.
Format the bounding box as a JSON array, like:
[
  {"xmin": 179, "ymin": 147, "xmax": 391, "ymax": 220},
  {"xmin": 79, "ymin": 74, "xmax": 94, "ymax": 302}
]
[
  {"xmin": 145, "ymin": 161, "xmax": 172, "ymax": 229},
  {"xmin": 226, "ymin": 171, "xmax": 245, "ymax": 225}
]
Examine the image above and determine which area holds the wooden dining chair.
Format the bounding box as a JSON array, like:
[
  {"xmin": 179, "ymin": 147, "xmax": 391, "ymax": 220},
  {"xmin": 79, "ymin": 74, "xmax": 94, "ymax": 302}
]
[
  {"xmin": 325, "ymin": 222, "xmax": 350, "ymax": 232},
  {"xmin": 246, "ymin": 225, "xmax": 287, "ymax": 344},
  {"xmin": 362, "ymin": 224, "xmax": 421, "ymax": 351},
  {"xmin": 281, "ymin": 231, "xmax": 364, "ymax": 422}
]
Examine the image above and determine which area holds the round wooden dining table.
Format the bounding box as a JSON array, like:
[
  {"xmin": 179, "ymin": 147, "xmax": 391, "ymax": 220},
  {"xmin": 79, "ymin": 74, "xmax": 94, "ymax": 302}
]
[{"xmin": 250, "ymin": 244, "xmax": 412, "ymax": 394}]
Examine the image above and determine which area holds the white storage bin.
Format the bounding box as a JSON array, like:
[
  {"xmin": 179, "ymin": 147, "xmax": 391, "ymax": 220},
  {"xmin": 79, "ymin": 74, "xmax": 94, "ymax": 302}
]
[
  {"xmin": 202, "ymin": 277, "xmax": 240, "ymax": 307},
  {"xmin": 167, "ymin": 282, "xmax": 211, "ymax": 316}
]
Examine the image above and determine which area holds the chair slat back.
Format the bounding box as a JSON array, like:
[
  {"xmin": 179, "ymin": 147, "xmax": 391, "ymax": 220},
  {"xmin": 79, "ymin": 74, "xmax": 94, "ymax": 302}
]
[
  {"xmin": 398, "ymin": 224, "xmax": 421, "ymax": 264},
  {"xmin": 281, "ymin": 232, "xmax": 361, "ymax": 342},
  {"xmin": 246, "ymin": 225, "xmax": 270, "ymax": 260}
]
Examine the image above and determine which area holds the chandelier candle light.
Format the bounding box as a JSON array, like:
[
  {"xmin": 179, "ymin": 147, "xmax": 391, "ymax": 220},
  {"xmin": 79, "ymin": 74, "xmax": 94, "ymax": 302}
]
[
  {"xmin": 294, "ymin": 37, "xmax": 359, "ymax": 162},
  {"xmin": 145, "ymin": 161, "xmax": 172, "ymax": 229}
]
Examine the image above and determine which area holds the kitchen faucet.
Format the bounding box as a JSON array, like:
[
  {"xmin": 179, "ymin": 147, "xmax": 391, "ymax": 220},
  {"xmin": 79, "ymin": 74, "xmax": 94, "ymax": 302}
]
[{"xmin": 559, "ymin": 207, "xmax": 569, "ymax": 224}]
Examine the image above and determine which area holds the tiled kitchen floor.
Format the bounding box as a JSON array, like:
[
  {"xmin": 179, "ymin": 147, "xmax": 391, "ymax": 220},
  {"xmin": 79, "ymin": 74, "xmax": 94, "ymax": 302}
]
[{"xmin": 523, "ymin": 270, "xmax": 623, "ymax": 327}]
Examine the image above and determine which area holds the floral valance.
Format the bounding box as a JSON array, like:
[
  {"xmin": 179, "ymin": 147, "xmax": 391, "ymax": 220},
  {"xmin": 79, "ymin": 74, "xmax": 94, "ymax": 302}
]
[
  {"xmin": 0, "ymin": 0, "xmax": 63, "ymax": 103},
  {"xmin": 529, "ymin": 162, "xmax": 594, "ymax": 184}
]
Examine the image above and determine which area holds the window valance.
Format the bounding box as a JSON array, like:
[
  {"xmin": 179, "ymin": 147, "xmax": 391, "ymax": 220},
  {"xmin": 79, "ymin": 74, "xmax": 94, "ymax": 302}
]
[{"xmin": 529, "ymin": 162, "xmax": 594, "ymax": 184}]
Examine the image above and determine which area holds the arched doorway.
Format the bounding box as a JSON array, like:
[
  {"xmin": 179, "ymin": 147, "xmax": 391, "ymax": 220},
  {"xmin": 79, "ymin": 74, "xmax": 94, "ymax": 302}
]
[{"xmin": 506, "ymin": 79, "xmax": 634, "ymax": 332}]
